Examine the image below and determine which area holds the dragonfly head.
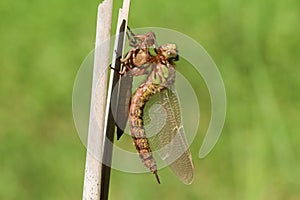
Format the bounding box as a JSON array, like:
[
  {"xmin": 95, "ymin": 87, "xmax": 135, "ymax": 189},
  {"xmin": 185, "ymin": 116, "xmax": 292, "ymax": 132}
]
[{"xmin": 159, "ymin": 43, "xmax": 179, "ymax": 61}]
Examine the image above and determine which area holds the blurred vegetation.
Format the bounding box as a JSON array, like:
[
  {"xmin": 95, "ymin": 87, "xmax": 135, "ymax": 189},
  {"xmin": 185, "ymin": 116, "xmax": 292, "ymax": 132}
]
[{"xmin": 0, "ymin": 0, "xmax": 299, "ymax": 199}]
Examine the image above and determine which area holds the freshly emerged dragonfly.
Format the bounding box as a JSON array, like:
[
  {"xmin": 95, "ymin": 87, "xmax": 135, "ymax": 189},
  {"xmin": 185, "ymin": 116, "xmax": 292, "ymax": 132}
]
[{"xmin": 113, "ymin": 29, "xmax": 194, "ymax": 184}]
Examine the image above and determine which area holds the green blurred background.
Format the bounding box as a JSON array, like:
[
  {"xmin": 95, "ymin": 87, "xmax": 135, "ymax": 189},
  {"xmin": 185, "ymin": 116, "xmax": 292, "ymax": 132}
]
[{"xmin": 1, "ymin": 0, "xmax": 299, "ymax": 199}]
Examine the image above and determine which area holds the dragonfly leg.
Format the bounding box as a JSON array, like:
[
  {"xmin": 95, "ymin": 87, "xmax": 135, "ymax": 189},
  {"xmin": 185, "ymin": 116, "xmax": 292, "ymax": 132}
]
[
  {"xmin": 127, "ymin": 25, "xmax": 134, "ymax": 35},
  {"xmin": 118, "ymin": 65, "xmax": 128, "ymax": 75},
  {"xmin": 126, "ymin": 26, "xmax": 138, "ymax": 47},
  {"xmin": 109, "ymin": 64, "xmax": 126, "ymax": 75},
  {"xmin": 120, "ymin": 48, "xmax": 137, "ymax": 63},
  {"xmin": 109, "ymin": 65, "xmax": 118, "ymax": 72}
]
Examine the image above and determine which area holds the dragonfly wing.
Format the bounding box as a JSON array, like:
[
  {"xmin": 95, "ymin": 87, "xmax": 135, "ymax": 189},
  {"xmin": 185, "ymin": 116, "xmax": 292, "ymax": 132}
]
[{"xmin": 144, "ymin": 88, "xmax": 194, "ymax": 184}]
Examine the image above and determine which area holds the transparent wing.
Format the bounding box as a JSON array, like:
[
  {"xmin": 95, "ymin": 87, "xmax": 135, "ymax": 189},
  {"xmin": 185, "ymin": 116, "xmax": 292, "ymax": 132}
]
[{"xmin": 144, "ymin": 87, "xmax": 194, "ymax": 184}]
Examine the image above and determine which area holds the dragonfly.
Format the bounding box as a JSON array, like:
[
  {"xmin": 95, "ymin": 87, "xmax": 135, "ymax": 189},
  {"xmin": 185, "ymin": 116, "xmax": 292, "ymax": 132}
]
[{"xmin": 113, "ymin": 29, "xmax": 194, "ymax": 184}]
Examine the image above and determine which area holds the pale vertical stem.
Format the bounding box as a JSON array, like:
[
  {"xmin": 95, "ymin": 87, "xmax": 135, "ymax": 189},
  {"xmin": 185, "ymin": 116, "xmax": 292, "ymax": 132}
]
[
  {"xmin": 82, "ymin": 1, "xmax": 112, "ymax": 200},
  {"xmin": 100, "ymin": 0, "xmax": 131, "ymax": 199}
]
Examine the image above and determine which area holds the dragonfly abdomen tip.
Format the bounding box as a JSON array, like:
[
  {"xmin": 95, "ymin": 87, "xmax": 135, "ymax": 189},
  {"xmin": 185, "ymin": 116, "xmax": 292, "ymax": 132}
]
[{"xmin": 154, "ymin": 171, "xmax": 161, "ymax": 184}]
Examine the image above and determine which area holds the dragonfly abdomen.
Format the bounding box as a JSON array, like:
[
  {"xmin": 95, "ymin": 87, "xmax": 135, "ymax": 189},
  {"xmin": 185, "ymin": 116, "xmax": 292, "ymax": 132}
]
[{"xmin": 129, "ymin": 82, "xmax": 165, "ymax": 183}]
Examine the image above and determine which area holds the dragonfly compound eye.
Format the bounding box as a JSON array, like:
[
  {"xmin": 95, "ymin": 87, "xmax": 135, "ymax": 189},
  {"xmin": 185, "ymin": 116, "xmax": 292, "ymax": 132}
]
[{"xmin": 159, "ymin": 43, "xmax": 178, "ymax": 60}]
